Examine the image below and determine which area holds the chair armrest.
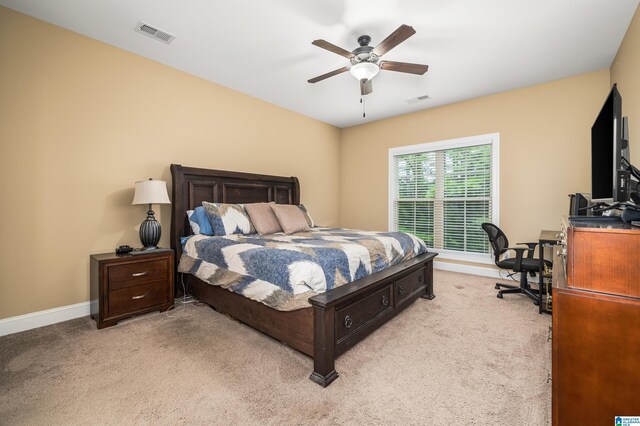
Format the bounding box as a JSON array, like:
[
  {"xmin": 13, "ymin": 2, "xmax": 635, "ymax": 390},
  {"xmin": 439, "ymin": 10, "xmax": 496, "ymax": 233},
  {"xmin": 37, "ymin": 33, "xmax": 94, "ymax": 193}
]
[
  {"xmin": 516, "ymin": 242, "xmax": 538, "ymax": 249},
  {"xmin": 516, "ymin": 242, "xmax": 538, "ymax": 258},
  {"xmin": 505, "ymin": 247, "xmax": 533, "ymax": 271},
  {"xmin": 505, "ymin": 246, "xmax": 535, "ymax": 252}
]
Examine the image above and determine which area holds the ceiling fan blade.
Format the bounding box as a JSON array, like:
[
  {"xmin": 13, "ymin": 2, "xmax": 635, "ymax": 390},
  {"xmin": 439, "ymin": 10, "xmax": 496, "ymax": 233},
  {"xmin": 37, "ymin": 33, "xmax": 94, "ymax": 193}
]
[
  {"xmin": 380, "ymin": 60, "xmax": 429, "ymax": 75},
  {"xmin": 307, "ymin": 66, "xmax": 349, "ymax": 83},
  {"xmin": 372, "ymin": 24, "xmax": 416, "ymax": 56},
  {"xmin": 311, "ymin": 39, "xmax": 354, "ymax": 59},
  {"xmin": 360, "ymin": 79, "xmax": 373, "ymax": 96}
]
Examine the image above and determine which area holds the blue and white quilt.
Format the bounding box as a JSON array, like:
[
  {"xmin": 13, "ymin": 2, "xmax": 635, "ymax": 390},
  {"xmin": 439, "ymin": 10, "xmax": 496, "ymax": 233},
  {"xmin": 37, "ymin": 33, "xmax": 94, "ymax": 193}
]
[{"xmin": 178, "ymin": 228, "xmax": 428, "ymax": 311}]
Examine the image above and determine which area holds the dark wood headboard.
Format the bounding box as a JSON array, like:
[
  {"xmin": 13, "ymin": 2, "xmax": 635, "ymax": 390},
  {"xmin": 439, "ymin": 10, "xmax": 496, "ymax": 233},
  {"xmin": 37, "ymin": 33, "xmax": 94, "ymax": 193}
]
[{"xmin": 170, "ymin": 164, "xmax": 300, "ymax": 262}]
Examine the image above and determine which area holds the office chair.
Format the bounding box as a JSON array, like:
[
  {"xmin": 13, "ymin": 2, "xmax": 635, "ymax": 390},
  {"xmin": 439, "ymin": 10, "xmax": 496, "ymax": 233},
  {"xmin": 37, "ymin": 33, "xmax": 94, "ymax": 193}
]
[{"xmin": 481, "ymin": 223, "xmax": 549, "ymax": 304}]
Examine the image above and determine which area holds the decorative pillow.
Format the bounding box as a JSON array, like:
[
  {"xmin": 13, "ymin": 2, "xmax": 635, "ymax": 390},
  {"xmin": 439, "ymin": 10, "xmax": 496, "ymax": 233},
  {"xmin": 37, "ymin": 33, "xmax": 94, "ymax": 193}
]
[
  {"xmin": 298, "ymin": 204, "xmax": 315, "ymax": 228},
  {"xmin": 244, "ymin": 202, "xmax": 283, "ymax": 235},
  {"xmin": 186, "ymin": 206, "xmax": 214, "ymax": 235},
  {"xmin": 271, "ymin": 204, "xmax": 310, "ymax": 234},
  {"xmin": 202, "ymin": 202, "xmax": 255, "ymax": 236}
]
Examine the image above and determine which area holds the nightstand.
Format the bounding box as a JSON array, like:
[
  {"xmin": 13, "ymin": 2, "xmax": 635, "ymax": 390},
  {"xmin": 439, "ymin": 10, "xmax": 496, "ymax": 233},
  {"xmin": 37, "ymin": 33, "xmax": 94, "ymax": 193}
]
[{"xmin": 90, "ymin": 249, "xmax": 174, "ymax": 329}]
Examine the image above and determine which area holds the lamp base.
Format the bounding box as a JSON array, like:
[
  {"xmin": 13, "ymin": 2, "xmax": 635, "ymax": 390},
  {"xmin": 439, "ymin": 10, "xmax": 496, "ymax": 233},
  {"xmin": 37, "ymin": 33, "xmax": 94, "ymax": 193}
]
[{"xmin": 139, "ymin": 207, "xmax": 161, "ymax": 249}]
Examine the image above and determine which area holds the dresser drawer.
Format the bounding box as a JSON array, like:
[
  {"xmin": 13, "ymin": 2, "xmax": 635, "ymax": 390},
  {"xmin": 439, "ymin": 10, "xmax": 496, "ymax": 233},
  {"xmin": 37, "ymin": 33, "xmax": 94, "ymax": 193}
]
[
  {"xmin": 108, "ymin": 258, "xmax": 168, "ymax": 290},
  {"xmin": 395, "ymin": 267, "xmax": 425, "ymax": 304},
  {"xmin": 107, "ymin": 281, "xmax": 170, "ymax": 317},
  {"xmin": 335, "ymin": 284, "xmax": 393, "ymax": 341}
]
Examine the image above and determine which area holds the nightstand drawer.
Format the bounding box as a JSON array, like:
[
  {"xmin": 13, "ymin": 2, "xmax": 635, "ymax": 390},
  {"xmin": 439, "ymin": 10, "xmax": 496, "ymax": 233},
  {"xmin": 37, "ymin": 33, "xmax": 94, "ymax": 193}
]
[
  {"xmin": 108, "ymin": 258, "xmax": 168, "ymax": 290},
  {"xmin": 107, "ymin": 281, "xmax": 169, "ymax": 317}
]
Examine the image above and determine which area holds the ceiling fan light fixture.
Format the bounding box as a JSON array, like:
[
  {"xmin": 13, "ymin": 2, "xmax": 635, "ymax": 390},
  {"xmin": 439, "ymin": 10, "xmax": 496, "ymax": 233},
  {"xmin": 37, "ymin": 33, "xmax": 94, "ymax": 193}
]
[
  {"xmin": 308, "ymin": 25, "xmax": 427, "ymax": 98},
  {"xmin": 349, "ymin": 62, "xmax": 379, "ymax": 81}
]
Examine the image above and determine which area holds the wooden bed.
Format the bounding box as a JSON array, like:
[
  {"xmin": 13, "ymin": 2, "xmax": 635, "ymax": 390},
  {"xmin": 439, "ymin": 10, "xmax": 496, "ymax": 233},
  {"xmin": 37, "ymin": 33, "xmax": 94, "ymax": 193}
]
[{"xmin": 170, "ymin": 164, "xmax": 437, "ymax": 387}]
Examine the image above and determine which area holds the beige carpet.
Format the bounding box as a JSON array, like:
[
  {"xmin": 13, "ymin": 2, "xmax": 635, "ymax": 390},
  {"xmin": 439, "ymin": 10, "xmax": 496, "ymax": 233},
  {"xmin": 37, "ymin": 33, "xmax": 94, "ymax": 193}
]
[{"xmin": 0, "ymin": 270, "xmax": 551, "ymax": 425}]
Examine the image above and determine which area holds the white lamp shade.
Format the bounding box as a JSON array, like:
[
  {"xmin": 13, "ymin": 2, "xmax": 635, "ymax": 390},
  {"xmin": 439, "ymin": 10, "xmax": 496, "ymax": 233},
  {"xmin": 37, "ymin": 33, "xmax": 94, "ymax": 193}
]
[
  {"xmin": 349, "ymin": 62, "xmax": 380, "ymax": 81},
  {"xmin": 132, "ymin": 179, "xmax": 171, "ymax": 205}
]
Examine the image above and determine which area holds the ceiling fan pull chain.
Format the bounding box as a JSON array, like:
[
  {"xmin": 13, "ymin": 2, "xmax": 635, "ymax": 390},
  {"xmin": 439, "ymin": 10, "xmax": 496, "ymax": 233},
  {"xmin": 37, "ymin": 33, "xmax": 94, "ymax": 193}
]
[{"xmin": 361, "ymin": 97, "xmax": 366, "ymax": 118}]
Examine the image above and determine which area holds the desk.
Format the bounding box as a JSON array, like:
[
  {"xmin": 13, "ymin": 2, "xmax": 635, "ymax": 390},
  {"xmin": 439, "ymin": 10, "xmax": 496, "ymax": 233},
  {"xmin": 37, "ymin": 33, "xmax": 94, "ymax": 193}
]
[{"xmin": 538, "ymin": 230, "xmax": 559, "ymax": 314}]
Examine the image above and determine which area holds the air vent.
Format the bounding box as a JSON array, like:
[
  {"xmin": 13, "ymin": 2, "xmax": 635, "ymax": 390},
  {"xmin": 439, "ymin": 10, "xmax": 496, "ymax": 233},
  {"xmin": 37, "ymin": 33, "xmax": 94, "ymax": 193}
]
[
  {"xmin": 135, "ymin": 22, "xmax": 175, "ymax": 44},
  {"xmin": 406, "ymin": 95, "xmax": 431, "ymax": 104}
]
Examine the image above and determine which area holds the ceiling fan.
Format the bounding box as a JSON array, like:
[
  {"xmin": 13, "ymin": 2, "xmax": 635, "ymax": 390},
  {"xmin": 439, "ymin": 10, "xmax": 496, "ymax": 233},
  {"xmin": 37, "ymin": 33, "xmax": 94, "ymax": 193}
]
[{"xmin": 308, "ymin": 24, "xmax": 429, "ymax": 96}]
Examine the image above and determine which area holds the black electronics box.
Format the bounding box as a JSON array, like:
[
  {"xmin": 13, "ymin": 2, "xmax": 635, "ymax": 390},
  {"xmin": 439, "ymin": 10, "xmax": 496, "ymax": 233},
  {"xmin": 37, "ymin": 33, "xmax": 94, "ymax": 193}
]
[{"xmin": 569, "ymin": 193, "xmax": 591, "ymax": 216}]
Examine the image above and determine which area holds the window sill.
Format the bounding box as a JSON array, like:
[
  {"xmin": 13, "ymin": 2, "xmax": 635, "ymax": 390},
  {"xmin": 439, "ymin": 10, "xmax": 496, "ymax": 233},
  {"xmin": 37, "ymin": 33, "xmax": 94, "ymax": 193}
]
[{"xmin": 429, "ymin": 250, "xmax": 494, "ymax": 265}]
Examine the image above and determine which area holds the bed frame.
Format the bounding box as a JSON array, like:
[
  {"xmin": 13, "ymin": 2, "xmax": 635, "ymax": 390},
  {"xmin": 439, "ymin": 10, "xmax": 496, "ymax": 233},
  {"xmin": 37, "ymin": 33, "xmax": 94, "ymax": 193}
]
[{"xmin": 170, "ymin": 164, "xmax": 437, "ymax": 387}]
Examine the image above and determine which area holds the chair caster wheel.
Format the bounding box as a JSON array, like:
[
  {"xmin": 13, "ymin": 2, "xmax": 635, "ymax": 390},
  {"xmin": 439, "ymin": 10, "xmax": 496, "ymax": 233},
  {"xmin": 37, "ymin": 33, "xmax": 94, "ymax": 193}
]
[
  {"xmin": 497, "ymin": 293, "xmax": 503, "ymax": 299},
  {"xmin": 533, "ymin": 300, "xmax": 540, "ymax": 306},
  {"xmin": 495, "ymin": 284, "xmax": 500, "ymax": 290}
]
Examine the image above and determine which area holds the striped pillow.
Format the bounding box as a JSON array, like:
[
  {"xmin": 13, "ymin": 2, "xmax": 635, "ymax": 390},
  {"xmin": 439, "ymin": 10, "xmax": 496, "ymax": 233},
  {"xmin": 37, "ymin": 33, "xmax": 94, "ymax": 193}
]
[
  {"xmin": 202, "ymin": 202, "xmax": 255, "ymax": 236},
  {"xmin": 298, "ymin": 204, "xmax": 315, "ymax": 228}
]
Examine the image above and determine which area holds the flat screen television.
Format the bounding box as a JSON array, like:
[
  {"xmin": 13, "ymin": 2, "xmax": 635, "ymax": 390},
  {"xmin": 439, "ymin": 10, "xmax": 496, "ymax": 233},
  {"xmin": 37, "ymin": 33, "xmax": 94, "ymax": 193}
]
[{"xmin": 591, "ymin": 84, "xmax": 628, "ymax": 202}]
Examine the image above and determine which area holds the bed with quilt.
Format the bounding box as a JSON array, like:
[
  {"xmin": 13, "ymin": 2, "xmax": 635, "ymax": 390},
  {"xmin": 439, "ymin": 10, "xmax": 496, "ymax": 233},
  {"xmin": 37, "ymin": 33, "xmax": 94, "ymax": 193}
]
[{"xmin": 170, "ymin": 164, "xmax": 437, "ymax": 387}]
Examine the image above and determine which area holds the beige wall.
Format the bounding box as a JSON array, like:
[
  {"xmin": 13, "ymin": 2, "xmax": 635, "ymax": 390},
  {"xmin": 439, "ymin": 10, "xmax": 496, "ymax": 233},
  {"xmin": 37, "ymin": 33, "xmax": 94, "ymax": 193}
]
[
  {"xmin": 611, "ymin": 4, "xmax": 640, "ymax": 166},
  {"xmin": 1, "ymin": 4, "xmax": 635, "ymax": 321},
  {"xmin": 0, "ymin": 7, "xmax": 341, "ymax": 319},
  {"xmin": 340, "ymin": 70, "xmax": 611, "ymax": 266}
]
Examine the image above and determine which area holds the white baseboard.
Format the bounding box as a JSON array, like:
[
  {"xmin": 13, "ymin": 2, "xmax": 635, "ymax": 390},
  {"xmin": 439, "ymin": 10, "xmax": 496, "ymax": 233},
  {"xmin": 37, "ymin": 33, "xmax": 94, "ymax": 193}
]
[
  {"xmin": 0, "ymin": 301, "xmax": 96, "ymax": 337},
  {"xmin": 434, "ymin": 260, "xmax": 541, "ymax": 287},
  {"xmin": 434, "ymin": 260, "xmax": 502, "ymax": 278},
  {"xmin": 0, "ymin": 261, "xmax": 536, "ymax": 337}
]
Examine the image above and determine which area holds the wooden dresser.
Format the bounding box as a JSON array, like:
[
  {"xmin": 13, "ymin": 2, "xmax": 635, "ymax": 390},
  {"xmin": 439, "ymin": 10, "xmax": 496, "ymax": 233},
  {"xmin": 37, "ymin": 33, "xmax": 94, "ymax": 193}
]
[
  {"xmin": 90, "ymin": 250, "xmax": 174, "ymax": 329},
  {"xmin": 552, "ymin": 217, "xmax": 640, "ymax": 425}
]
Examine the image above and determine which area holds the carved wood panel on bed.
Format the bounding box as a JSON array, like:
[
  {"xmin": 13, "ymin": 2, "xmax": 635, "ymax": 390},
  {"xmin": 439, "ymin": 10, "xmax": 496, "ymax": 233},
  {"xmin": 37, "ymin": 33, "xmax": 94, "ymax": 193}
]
[{"xmin": 170, "ymin": 164, "xmax": 436, "ymax": 387}]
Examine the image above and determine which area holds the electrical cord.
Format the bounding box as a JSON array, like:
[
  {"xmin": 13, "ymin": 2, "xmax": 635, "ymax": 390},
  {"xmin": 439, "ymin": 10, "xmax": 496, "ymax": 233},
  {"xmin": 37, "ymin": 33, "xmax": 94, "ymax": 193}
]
[
  {"xmin": 498, "ymin": 268, "xmax": 518, "ymax": 281},
  {"xmin": 498, "ymin": 268, "xmax": 542, "ymax": 287},
  {"xmin": 165, "ymin": 273, "xmax": 200, "ymax": 318},
  {"xmin": 622, "ymin": 157, "xmax": 640, "ymax": 181}
]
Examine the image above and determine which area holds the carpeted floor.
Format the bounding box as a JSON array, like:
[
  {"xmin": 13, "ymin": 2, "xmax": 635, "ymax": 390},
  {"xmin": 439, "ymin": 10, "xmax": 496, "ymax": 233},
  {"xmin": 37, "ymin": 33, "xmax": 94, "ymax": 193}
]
[{"xmin": 0, "ymin": 270, "xmax": 551, "ymax": 425}]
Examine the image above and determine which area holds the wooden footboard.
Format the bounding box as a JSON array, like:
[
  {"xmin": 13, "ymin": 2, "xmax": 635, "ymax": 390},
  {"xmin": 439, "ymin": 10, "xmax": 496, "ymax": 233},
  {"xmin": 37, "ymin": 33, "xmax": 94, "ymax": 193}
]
[
  {"xmin": 309, "ymin": 252, "xmax": 436, "ymax": 387},
  {"xmin": 183, "ymin": 251, "xmax": 436, "ymax": 387}
]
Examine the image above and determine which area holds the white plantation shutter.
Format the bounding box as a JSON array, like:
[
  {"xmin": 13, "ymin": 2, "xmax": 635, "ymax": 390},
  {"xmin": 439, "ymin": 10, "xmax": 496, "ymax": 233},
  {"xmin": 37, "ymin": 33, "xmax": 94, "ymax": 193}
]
[{"xmin": 391, "ymin": 135, "xmax": 498, "ymax": 257}]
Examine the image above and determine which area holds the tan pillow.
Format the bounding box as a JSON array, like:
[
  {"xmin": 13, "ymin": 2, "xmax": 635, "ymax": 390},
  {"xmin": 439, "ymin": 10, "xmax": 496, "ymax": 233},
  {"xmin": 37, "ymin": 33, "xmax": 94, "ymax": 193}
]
[
  {"xmin": 244, "ymin": 202, "xmax": 282, "ymax": 235},
  {"xmin": 271, "ymin": 204, "xmax": 310, "ymax": 234}
]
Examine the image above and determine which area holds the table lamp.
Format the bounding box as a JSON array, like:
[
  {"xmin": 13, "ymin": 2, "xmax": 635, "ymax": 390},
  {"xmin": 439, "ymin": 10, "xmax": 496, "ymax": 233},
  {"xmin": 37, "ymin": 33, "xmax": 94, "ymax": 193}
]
[{"xmin": 132, "ymin": 178, "xmax": 171, "ymax": 250}]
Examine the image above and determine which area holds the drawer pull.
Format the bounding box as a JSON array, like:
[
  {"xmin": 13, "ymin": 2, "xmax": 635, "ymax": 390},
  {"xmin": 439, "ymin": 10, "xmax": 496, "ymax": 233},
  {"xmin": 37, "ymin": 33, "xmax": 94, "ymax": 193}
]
[
  {"xmin": 131, "ymin": 272, "xmax": 148, "ymax": 277},
  {"xmin": 382, "ymin": 295, "xmax": 389, "ymax": 307},
  {"xmin": 131, "ymin": 293, "xmax": 148, "ymax": 300},
  {"xmin": 344, "ymin": 316, "xmax": 353, "ymax": 329},
  {"xmin": 398, "ymin": 285, "xmax": 405, "ymax": 296}
]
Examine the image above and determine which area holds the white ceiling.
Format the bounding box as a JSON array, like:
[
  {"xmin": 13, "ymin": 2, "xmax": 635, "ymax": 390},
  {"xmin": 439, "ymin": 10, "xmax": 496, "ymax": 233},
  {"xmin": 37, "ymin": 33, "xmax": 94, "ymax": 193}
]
[{"xmin": 2, "ymin": 0, "xmax": 638, "ymax": 128}]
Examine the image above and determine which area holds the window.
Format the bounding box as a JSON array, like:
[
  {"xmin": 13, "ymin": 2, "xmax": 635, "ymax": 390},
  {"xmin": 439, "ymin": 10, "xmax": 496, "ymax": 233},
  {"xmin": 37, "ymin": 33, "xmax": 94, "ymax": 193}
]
[{"xmin": 388, "ymin": 133, "xmax": 499, "ymax": 263}]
